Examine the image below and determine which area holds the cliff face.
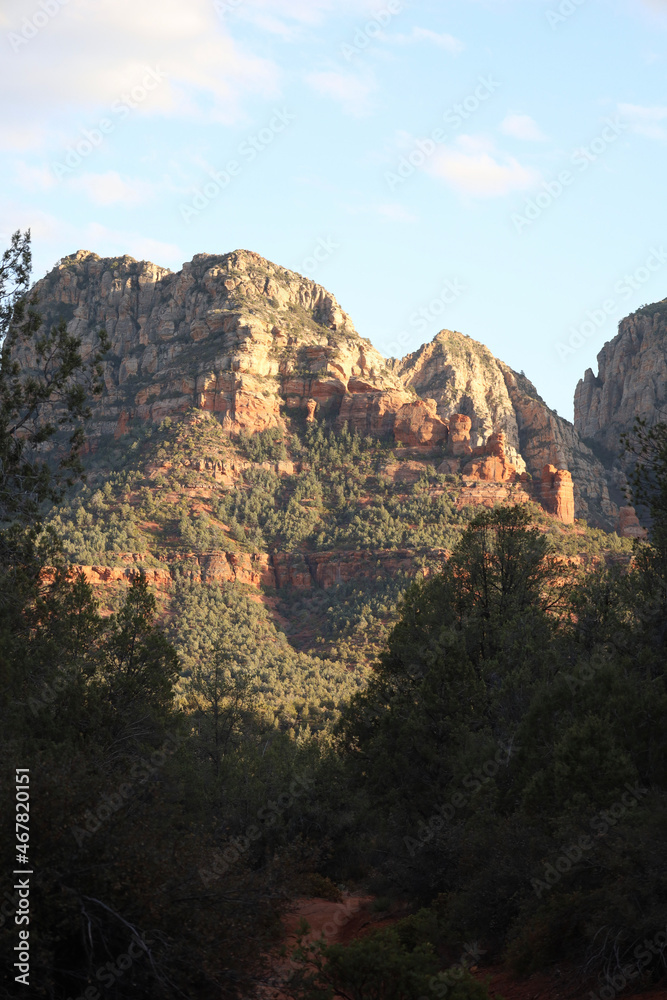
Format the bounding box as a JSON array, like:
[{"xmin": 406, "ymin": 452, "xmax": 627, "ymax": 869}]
[
  {"xmin": 24, "ymin": 248, "xmax": 411, "ymax": 440},
  {"xmin": 392, "ymin": 330, "xmax": 614, "ymax": 525},
  {"xmin": 574, "ymin": 301, "xmax": 667, "ymax": 462},
  {"xmin": 25, "ymin": 249, "xmax": 615, "ymax": 526}
]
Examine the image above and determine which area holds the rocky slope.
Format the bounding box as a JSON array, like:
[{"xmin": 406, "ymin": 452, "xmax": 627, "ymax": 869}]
[
  {"xmin": 24, "ymin": 248, "xmax": 412, "ymax": 440},
  {"xmin": 574, "ymin": 299, "xmax": 667, "ymax": 485},
  {"xmin": 25, "ymin": 248, "xmax": 616, "ymax": 525},
  {"xmin": 392, "ymin": 330, "xmax": 615, "ymax": 525}
]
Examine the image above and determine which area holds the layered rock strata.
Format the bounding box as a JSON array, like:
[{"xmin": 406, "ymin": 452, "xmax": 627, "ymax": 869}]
[
  {"xmin": 571, "ymin": 300, "xmax": 667, "ymax": 530},
  {"xmin": 22, "ymin": 249, "xmax": 616, "ymax": 526},
  {"xmin": 392, "ymin": 330, "xmax": 615, "ymax": 525},
  {"xmin": 575, "ymin": 301, "xmax": 667, "ymax": 477}
]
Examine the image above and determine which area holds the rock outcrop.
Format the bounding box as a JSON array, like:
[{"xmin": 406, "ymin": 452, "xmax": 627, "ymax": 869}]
[
  {"xmin": 393, "ymin": 330, "xmax": 615, "ymax": 525},
  {"xmin": 23, "ymin": 248, "xmax": 408, "ymax": 442},
  {"xmin": 617, "ymin": 506, "xmax": 647, "ymax": 540},
  {"xmin": 462, "ymin": 431, "xmax": 517, "ymax": 483},
  {"xmin": 448, "ymin": 414, "xmax": 473, "ymax": 456},
  {"xmin": 22, "ymin": 249, "xmax": 617, "ymax": 526},
  {"xmin": 390, "ymin": 331, "xmax": 527, "ymax": 471},
  {"xmin": 392, "ymin": 398, "xmax": 449, "ymax": 447},
  {"xmin": 574, "ymin": 300, "xmax": 667, "ymax": 471},
  {"xmin": 540, "ymin": 465, "xmax": 575, "ymax": 525}
]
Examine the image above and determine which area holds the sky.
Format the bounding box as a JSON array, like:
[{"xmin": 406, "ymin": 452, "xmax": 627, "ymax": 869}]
[{"xmin": 1, "ymin": 0, "xmax": 666, "ymax": 420}]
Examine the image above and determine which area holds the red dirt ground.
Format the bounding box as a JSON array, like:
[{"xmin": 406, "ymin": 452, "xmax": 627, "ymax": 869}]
[{"xmin": 273, "ymin": 897, "xmax": 667, "ymax": 1000}]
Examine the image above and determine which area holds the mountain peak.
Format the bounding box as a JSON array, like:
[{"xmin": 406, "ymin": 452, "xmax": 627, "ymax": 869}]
[{"xmin": 23, "ymin": 247, "xmax": 617, "ymax": 526}]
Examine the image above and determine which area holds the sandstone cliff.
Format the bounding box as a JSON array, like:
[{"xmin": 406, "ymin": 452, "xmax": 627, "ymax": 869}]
[
  {"xmin": 574, "ymin": 299, "xmax": 667, "ymax": 476},
  {"xmin": 24, "ymin": 248, "xmax": 411, "ymax": 441},
  {"xmin": 392, "ymin": 330, "xmax": 614, "ymax": 525},
  {"xmin": 25, "ymin": 249, "xmax": 615, "ymax": 526}
]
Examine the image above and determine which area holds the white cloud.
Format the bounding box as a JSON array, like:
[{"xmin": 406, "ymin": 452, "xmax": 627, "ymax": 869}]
[
  {"xmin": 69, "ymin": 172, "xmax": 156, "ymax": 206},
  {"xmin": 13, "ymin": 163, "xmax": 57, "ymax": 192},
  {"xmin": 215, "ymin": 0, "xmax": 389, "ymax": 39},
  {"xmin": 374, "ymin": 202, "xmax": 418, "ymax": 222},
  {"xmin": 305, "ymin": 70, "xmax": 377, "ymax": 116},
  {"xmin": 0, "ymin": 125, "xmax": 51, "ymax": 153},
  {"xmin": 241, "ymin": 0, "xmax": 392, "ymax": 22},
  {"xmin": 424, "ymin": 135, "xmax": 541, "ymax": 197},
  {"xmin": 390, "ymin": 27, "xmax": 464, "ymax": 54},
  {"xmin": 0, "ymin": 205, "xmax": 183, "ymax": 272},
  {"xmin": 454, "ymin": 134, "xmax": 495, "ymax": 154},
  {"xmin": 500, "ymin": 113, "xmax": 548, "ymax": 142},
  {"xmin": 2, "ymin": 0, "xmax": 279, "ymax": 136},
  {"xmin": 84, "ymin": 223, "xmax": 182, "ymax": 265},
  {"xmin": 618, "ymin": 102, "xmax": 667, "ymax": 140}
]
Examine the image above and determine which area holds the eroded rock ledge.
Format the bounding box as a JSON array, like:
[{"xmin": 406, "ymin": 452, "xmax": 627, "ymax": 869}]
[{"xmin": 23, "ymin": 248, "xmax": 613, "ymax": 525}]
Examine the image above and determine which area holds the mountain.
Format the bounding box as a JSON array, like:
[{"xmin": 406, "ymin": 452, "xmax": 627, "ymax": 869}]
[
  {"xmin": 575, "ymin": 298, "xmax": 667, "ymax": 501},
  {"xmin": 390, "ymin": 330, "xmax": 616, "ymax": 524},
  {"xmin": 26, "ymin": 248, "xmax": 615, "ymax": 524},
  {"xmin": 21, "ymin": 248, "xmax": 635, "ymax": 729}
]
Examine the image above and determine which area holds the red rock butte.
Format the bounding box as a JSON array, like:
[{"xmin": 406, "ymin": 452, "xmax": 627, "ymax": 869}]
[{"xmin": 21, "ymin": 248, "xmax": 621, "ymax": 528}]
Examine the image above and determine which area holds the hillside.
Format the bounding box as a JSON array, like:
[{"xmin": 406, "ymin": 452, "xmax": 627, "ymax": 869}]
[
  {"xmin": 6, "ymin": 239, "xmax": 667, "ymax": 1000},
  {"xmin": 23, "ymin": 248, "xmax": 636, "ymax": 729},
  {"xmin": 24, "ymin": 248, "xmax": 618, "ymax": 525}
]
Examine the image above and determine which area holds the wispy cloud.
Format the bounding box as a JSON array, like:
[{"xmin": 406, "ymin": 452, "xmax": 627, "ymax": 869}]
[
  {"xmin": 69, "ymin": 172, "xmax": 157, "ymax": 207},
  {"xmin": 424, "ymin": 134, "xmax": 541, "ymax": 197},
  {"xmin": 499, "ymin": 113, "xmax": 549, "ymax": 142},
  {"xmin": 305, "ymin": 69, "xmax": 377, "ymax": 116},
  {"xmin": 618, "ymin": 102, "xmax": 667, "ymax": 140},
  {"xmin": 84, "ymin": 223, "xmax": 182, "ymax": 265},
  {"xmin": 0, "ymin": 202, "xmax": 183, "ymax": 270},
  {"xmin": 347, "ymin": 202, "xmax": 418, "ymax": 222},
  {"xmin": 390, "ymin": 26, "xmax": 464, "ymax": 54}
]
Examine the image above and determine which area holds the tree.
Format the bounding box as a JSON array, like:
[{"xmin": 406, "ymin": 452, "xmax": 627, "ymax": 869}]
[
  {"xmin": 0, "ymin": 229, "xmax": 109, "ymax": 532},
  {"xmin": 188, "ymin": 647, "xmax": 255, "ymax": 777}
]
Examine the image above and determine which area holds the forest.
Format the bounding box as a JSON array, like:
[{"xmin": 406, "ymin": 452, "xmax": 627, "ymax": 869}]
[{"xmin": 1, "ymin": 231, "xmax": 666, "ymax": 999}]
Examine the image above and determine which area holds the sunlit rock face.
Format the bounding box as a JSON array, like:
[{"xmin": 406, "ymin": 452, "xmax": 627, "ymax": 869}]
[{"xmin": 23, "ymin": 248, "xmax": 615, "ymax": 525}]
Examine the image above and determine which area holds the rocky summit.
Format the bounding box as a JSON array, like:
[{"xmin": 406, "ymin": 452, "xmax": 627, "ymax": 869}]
[
  {"xmin": 23, "ymin": 246, "xmax": 641, "ymax": 721},
  {"xmin": 27, "ymin": 248, "xmax": 617, "ymax": 526}
]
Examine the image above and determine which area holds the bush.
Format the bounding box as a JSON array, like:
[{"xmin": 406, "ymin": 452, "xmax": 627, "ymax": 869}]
[{"xmin": 287, "ymin": 910, "xmax": 492, "ymax": 1000}]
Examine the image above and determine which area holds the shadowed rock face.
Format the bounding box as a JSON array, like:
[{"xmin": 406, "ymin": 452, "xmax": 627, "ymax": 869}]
[
  {"xmin": 575, "ymin": 301, "xmax": 667, "ymax": 468},
  {"xmin": 23, "ymin": 248, "xmax": 616, "ymax": 526}
]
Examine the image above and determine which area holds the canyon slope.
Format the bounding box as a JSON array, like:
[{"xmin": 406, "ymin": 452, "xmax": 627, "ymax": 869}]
[
  {"xmin": 26, "ymin": 248, "xmax": 636, "ymax": 725},
  {"xmin": 28, "ymin": 248, "xmax": 616, "ymax": 526}
]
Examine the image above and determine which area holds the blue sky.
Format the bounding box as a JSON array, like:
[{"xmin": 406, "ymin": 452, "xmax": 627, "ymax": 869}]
[{"xmin": 2, "ymin": 0, "xmax": 666, "ymax": 418}]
